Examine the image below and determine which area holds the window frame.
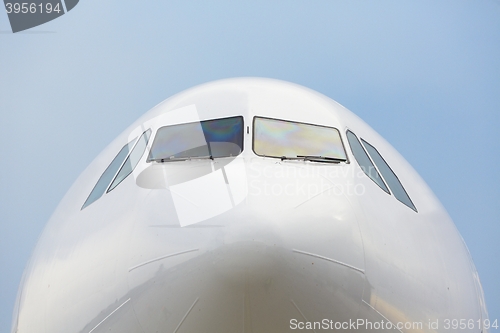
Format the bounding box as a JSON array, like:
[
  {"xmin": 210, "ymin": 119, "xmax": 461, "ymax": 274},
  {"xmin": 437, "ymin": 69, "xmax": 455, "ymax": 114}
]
[
  {"xmin": 81, "ymin": 139, "xmax": 135, "ymax": 210},
  {"xmin": 360, "ymin": 138, "xmax": 417, "ymax": 212},
  {"xmin": 81, "ymin": 129, "xmax": 152, "ymax": 210},
  {"xmin": 346, "ymin": 130, "xmax": 390, "ymax": 194},
  {"xmin": 252, "ymin": 116, "xmax": 349, "ymax": 163},
  {"xmin": 107, "ymin": 129, "xmax": 152, "ymax": 193},
  {"xmin": 147, "ymin": 115, "xmax": 245, "ymax": 162}
]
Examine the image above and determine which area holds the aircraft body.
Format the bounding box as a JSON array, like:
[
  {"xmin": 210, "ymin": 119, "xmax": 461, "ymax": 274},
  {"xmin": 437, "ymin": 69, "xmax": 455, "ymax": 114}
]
[{"xmin": 11, "ymin": 78, "xmax": 489, "ymax": 333}]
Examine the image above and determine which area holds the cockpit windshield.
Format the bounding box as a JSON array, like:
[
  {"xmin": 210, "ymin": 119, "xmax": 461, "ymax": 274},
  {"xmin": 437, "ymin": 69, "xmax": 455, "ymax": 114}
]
[
  {"xmin": 253, "ymin": 117, "xmax": 347, "ymax": 162},
  {"xmin": 148, "ymin": 116, "xmax": 244, "ymax": 162}
]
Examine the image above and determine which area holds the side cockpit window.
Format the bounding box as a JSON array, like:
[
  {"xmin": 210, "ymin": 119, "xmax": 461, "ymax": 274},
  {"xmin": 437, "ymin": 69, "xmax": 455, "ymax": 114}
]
[
  {"xmin": 361, "ymin": 139, "xmax": 417, "ymax": 212},
  {"xmin": 253, "ymin": 117, "xmax": 347, "ymax": 163},
  {"xmin": 346, "ymin": 130, "xmax": 389, "ymax": 193},
  {"xmin": 82, "ymin": 129, "xmax": 151, "ymax": 210},
  {"xmin": 108, "ymin": 129, "xmax": 151, "ymax": 191},
  {"xmin": 148, "ymin": 116, "xmax": 243, "ymax": 162},
  {"xmin": 346, "ymin": 130, "xmax": 417, "ymax": 212}
]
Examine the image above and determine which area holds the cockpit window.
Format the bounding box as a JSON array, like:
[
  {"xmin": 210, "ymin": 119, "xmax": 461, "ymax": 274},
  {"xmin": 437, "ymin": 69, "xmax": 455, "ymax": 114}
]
[
  {"xmin": 82, "ymin": 129, "xmax": 152, "ymax": 210},
  {"xmin": 253, "ymin": 117, "xmax": 347, "ymax": 163},
  {"xmin": 148, "ymin": 116, "xmax": 244, "ymax": 162},
  {"xmin": 81, "ymin": 137, "xmax": 137, "ymax": 210},
  {"xmin": 346, "ymin": 131, "xmax": 390, "ymax": 193},
  {"xmin": 108, "ymin": 129, "xmax": 152, "ymax": 192},
  {"xmin": 361, "ymin": 139, "xmax": 417, "ymax": 212}
]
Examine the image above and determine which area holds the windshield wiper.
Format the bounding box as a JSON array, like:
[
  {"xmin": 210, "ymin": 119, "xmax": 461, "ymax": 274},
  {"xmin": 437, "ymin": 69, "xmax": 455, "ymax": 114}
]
[
  {"xmin": 280, "ymin": 156, "xmax": 303, "ymax": 161},
  {"xmin": 151, "ymin": 155, "xmax": 213, "ymax": 163},
  {"xmin": 296, "ymin": 155, "xmax": 346, "ymax": 163},
  {"xmin": 191, "ymin": 155, "xmax": 214, "ymax": 160},
  {"xmin": 297, "ymin": 155, "xmax": 346, "ymax": 163}
]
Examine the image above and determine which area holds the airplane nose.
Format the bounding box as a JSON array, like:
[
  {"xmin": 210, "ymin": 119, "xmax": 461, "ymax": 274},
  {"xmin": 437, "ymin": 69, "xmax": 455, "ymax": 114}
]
[
  {"xmin": 130, "ymin": 241, "xmax": 299, "ymax": 332},
  {"xmin": 128, "ymin": 236, "xmax": 365, "ymax": 333},
  {"xmin": 126, "ymin": 160, "xmax": 366, "ymax": 332}
]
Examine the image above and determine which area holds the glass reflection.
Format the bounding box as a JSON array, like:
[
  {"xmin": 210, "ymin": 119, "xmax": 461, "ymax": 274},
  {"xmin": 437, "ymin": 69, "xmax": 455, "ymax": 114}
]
[
  {"xmin": 108, "ymin": 129, "xmax": 152, "ymax": 192},
  {"xmin": 253, "ymin": 117, "xmax": 347, "ymax": 161},
  {"xmin": 361, "ymin": 139, "xmax": 417, "ymax": 211},
  {"xmin": 81, "ymin": 137, "xmax": 137, "ymax": 210},
  {"xmin": 148, "ymin": 116, "xmax": 244, "ymax": 161},
  {"xmin": 346, "ymin": 131, "xmax": 389, "ymax": 193}
]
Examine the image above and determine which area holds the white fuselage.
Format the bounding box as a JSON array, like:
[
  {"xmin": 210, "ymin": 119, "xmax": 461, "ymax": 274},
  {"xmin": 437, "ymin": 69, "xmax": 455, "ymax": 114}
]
[{"xmin": 12, "ymin": 78, "xmax": 489, "ymax": 333}]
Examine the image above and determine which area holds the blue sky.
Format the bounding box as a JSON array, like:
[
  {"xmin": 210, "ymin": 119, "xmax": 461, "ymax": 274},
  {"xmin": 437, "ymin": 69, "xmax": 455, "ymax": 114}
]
[{"xmin": 1, "ymin": 0, "xmax": 499, "ymax": 331}]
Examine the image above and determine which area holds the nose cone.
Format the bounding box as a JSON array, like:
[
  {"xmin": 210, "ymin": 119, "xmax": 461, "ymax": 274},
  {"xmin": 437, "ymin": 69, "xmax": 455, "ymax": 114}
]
[
  {"xmin": 130, "ymin": 240, "xmax": 364, "ymax": 333},
  {"xmin": 127, "ymin": 159, "xmax": 366, "ymax": 332}
]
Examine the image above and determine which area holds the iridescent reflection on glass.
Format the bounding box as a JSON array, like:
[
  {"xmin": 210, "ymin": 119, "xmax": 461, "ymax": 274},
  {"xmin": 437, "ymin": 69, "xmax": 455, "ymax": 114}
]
[
  {"xmin": 253, "ymin": 117, "xmax": 347, "ymax": 160},
  {"xmin": 148, "ymin": 116, "xmax": 243, "ymax": 161}
]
